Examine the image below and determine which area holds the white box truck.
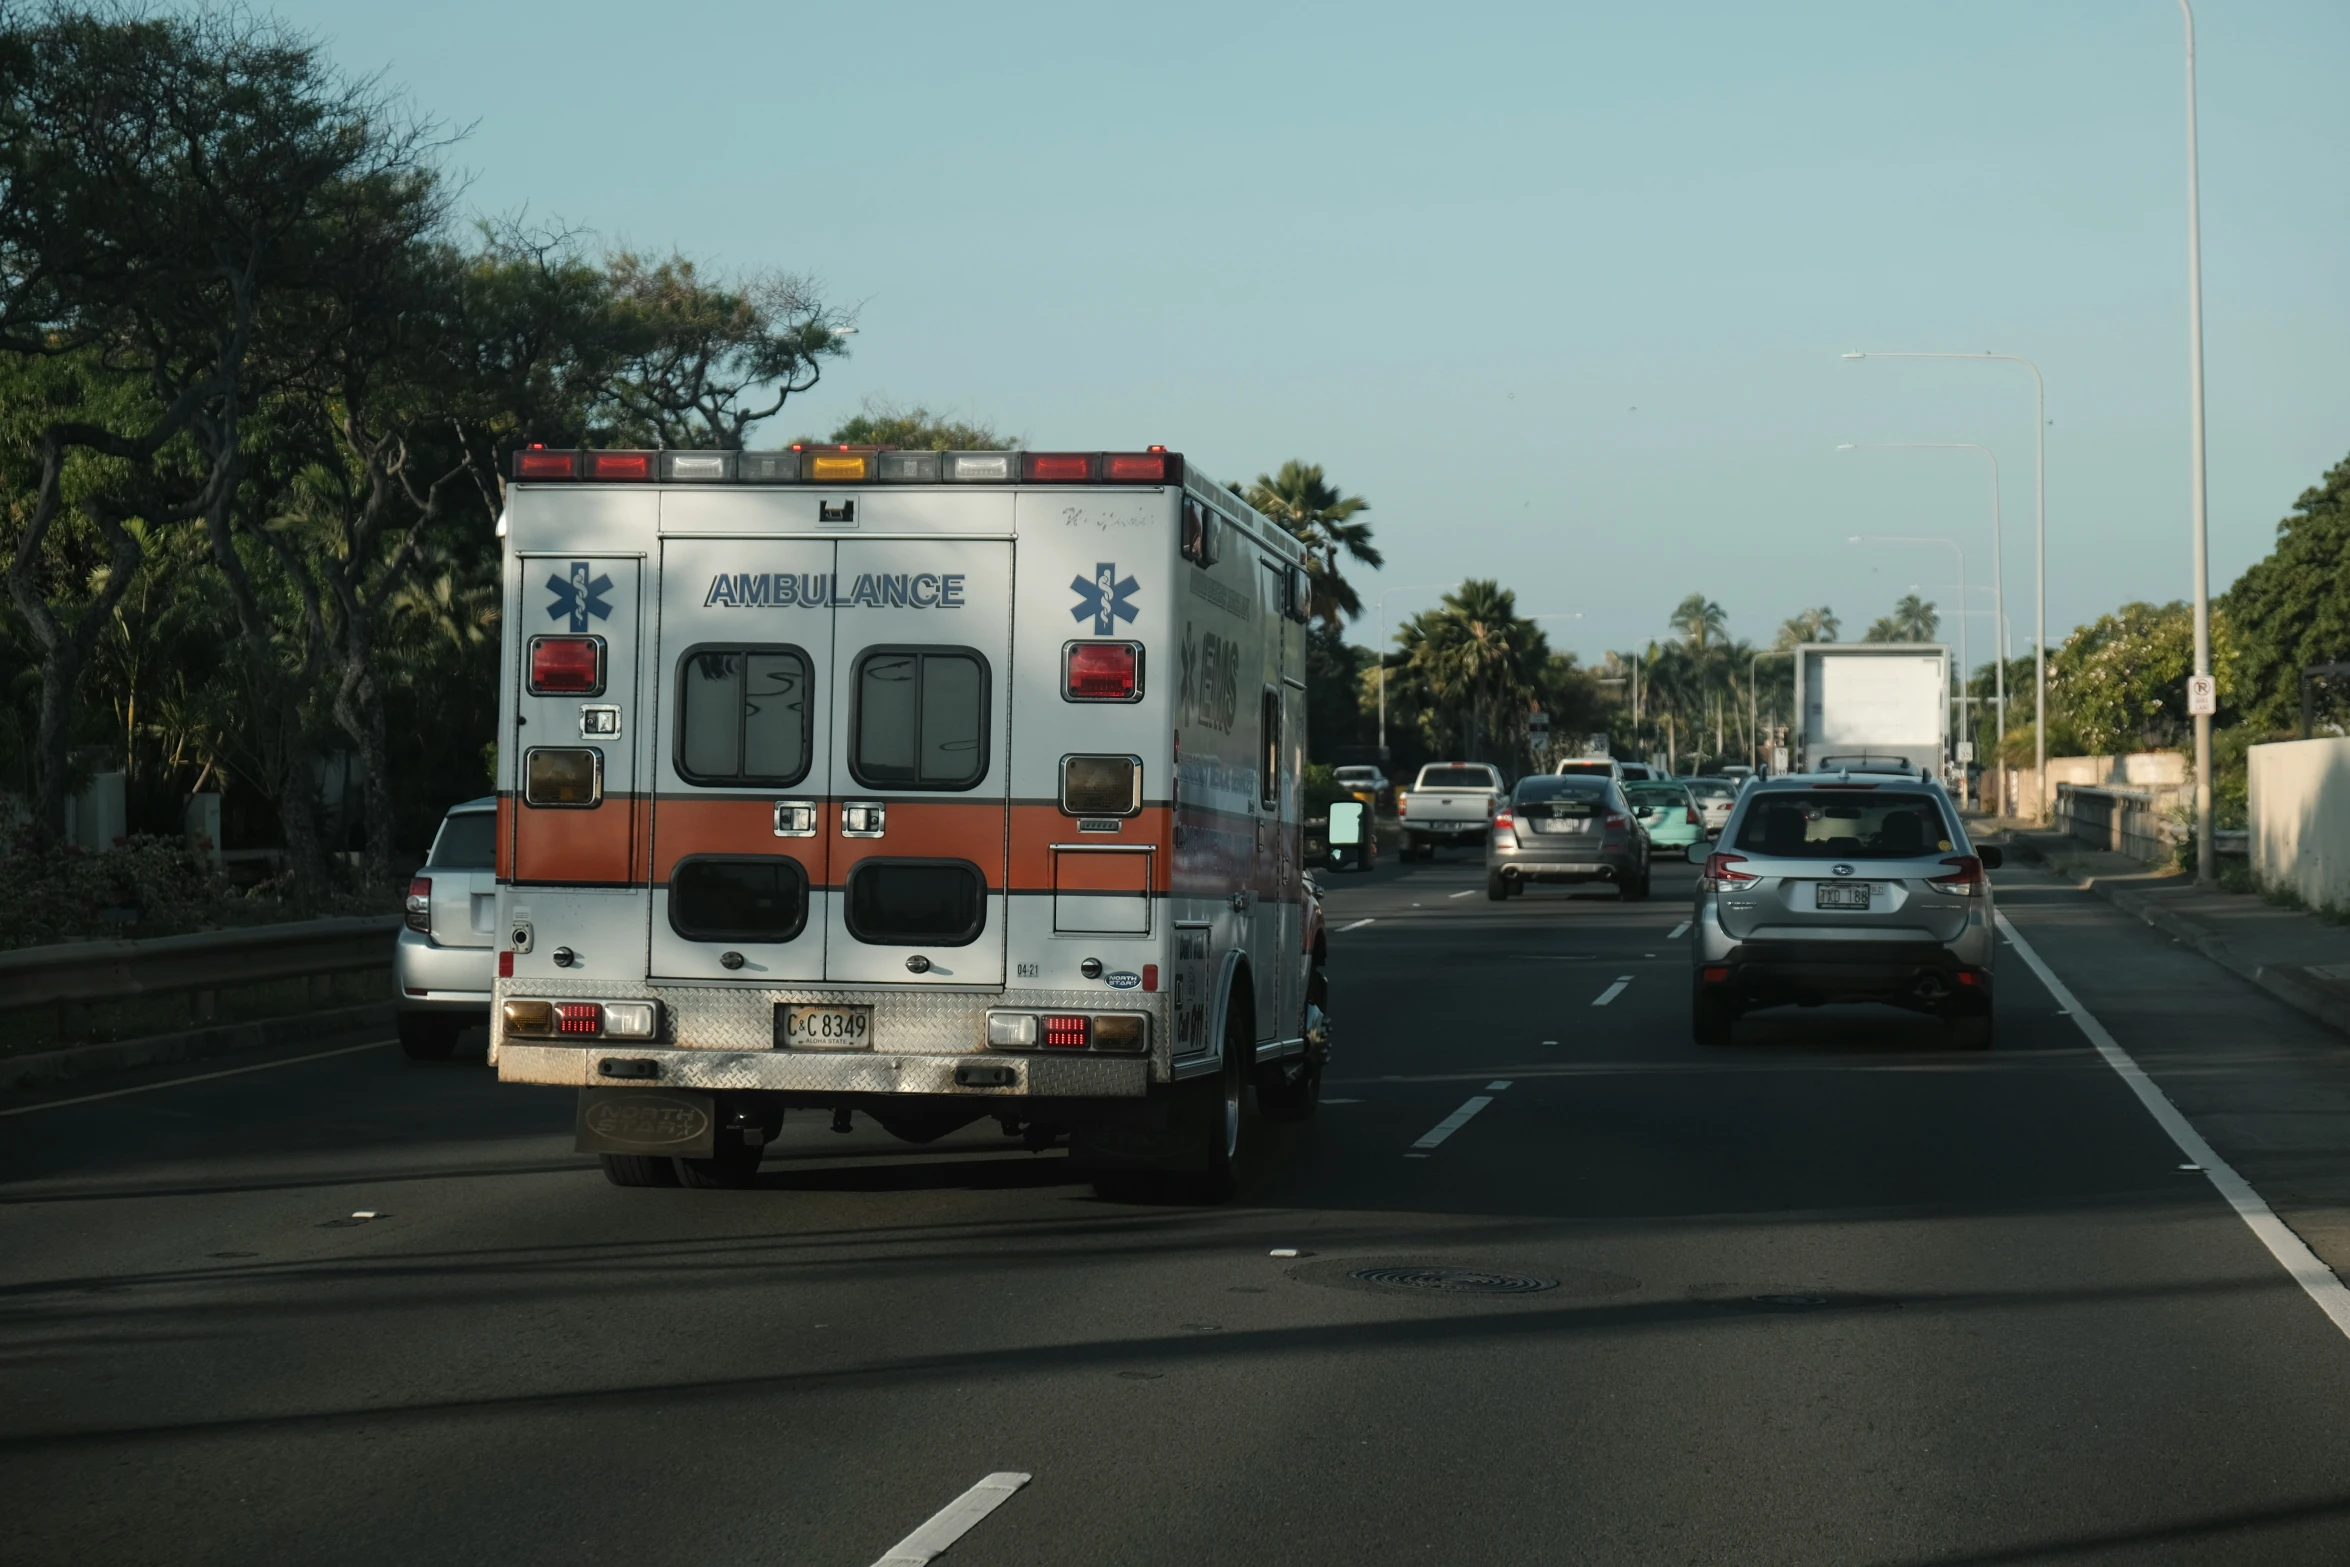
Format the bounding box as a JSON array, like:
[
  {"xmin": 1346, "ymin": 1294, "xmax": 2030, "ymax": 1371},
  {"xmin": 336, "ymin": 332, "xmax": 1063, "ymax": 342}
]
[{"xmin": 1792, "ymin": 643, "xmax": 1949, "ymax": 775}]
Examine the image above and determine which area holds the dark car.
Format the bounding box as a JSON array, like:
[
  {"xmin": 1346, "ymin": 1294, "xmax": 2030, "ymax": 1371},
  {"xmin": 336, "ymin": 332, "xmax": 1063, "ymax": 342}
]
[{"xmin": 1486, "ymin": 774, "xmax": 1651, "ymax": 900}]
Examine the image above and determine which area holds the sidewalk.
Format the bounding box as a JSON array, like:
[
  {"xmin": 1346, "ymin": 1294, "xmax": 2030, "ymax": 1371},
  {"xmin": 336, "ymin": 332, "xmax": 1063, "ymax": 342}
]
[{"xmin": 1992, "ymin": 823, "xmax": 2350, "ymax": 1042}]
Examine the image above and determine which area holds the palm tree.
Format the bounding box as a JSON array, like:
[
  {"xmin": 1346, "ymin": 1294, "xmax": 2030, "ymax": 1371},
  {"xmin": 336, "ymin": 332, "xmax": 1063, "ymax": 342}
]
[
  {"xmin": 1396, "ymin": 579, "xmax": 1547, "ymax": 762},
  {"xmin": 1775, "ymin": 606, "xmax": 1839, "ymax": 649},
  {"xmin": 1863, "ymin": 595, "xmax": 1939, "ymax": 643},
  {"xmin": 1242, "ymin": 461, "xmax": 1378, "ymax": 628},
  {"xmin": 1669, "ymin": 592, "xmax": 1728, "ymax": 651}
]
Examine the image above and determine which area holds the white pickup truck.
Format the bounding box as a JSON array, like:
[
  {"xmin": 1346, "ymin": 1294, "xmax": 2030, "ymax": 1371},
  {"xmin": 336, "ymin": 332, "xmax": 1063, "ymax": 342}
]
[{"xmin": 1398, "ymin": 762, "xmax": 1504, "ymax": 861}]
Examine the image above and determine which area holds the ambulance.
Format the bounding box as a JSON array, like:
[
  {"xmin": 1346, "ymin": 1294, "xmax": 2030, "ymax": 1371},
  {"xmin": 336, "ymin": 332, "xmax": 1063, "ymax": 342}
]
[{"xmin": 485, "ymin": 443, "xmax": 1329, "ymax": 1197}]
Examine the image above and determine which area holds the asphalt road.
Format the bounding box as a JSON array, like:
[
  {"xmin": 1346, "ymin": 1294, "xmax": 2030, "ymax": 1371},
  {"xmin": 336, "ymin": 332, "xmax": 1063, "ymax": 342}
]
[{"xmin": 10, "ymin": 852, "xmax": 2350, "ymax": 1564}]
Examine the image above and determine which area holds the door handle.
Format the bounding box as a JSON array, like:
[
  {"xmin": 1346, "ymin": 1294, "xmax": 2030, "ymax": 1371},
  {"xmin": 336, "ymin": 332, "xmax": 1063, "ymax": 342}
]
[
  {"xmin": 841, "ymin": 801, "xmax": 887, "ymax": 838},
  {"xmin": 772, "ymin": 800, "xmax": 817, "ymax": 838}
]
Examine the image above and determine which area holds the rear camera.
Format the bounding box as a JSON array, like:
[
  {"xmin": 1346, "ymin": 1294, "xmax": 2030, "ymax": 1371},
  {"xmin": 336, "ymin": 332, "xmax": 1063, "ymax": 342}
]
[{"xmin": 1080, "ymin": 958, "xmax": 1104, "ymax": 979}]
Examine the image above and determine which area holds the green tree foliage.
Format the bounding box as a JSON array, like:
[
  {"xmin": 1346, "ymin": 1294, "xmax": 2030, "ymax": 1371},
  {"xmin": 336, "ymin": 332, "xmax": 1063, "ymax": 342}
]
[
  {"xmin": 2047, "ymin": 600, "xmax": 2238, "ymax": 755},
  {"xmin": 1668, "ymin": 593, "xmax": 1727, "ymax": 651},
  {"xmin": 1863, "ymin": 594, "xmax": 1939, "ymax": 643},
  {"xmin": 1242, "ymin": 460, "xmax": 1378, "ymax": 628},
  {"xmin": 812, "ymin": 400, "xmax": 1011, "ymax": 452},
  {"xmin": 2220, "ymin": 452, "xmax": 2350, "ymax": 733},
  {"xmin": 1390, "ymin": 580, "xmax": 1547, "ymax": 766},
  {"xmin": 1776, "ymin": 606, "xmax": 1839, "ymax": 648}
]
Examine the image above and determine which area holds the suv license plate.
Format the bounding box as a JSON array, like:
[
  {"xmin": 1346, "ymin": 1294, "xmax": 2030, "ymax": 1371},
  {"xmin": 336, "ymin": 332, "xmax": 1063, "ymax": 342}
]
[
  {"xmin": 778, "ymin": 1004, "xmax": 874, "ymax": 1050},
  {"xmin": 1816, "ymin": 882, "xmax": 1871, "ymax": 910}
]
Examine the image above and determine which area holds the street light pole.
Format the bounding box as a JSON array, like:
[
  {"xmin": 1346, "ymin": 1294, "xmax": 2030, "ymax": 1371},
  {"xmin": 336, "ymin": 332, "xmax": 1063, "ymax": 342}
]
[
  {"xmin": 1750, "ymin": 650, "xmax": 1792, "ymax": 772},
  {"xmin": 1841, "ymin": 350, "xmax": 2047, "ymax": 820},
  {"xmin": 1374, "ymin": 582, "xmax": 1448, "ymax": 760},
  {"xmin": 2180, "ymin": 0, "xmax": 2215, "ymax": 881}
]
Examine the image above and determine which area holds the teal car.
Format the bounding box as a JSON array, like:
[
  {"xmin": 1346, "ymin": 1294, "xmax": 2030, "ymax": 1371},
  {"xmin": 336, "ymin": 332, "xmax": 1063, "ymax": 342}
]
[{"xmin": 1626, "ymin": 780, "xmax": 1703, "ymax": 853}]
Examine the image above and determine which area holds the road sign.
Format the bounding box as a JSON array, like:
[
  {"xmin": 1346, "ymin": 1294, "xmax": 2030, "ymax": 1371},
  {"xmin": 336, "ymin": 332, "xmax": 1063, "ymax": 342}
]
[
  {"xmin": 1770, "ymin": 746, "xmax": 1790, "ymax": 775},
  {"xmin": 1956, "ymin": 741, "xmax": 1975, "ymax": 763},
  {"xmin": 2188, "ymin": 674, "xmax": 2216, "ymax": 716}
]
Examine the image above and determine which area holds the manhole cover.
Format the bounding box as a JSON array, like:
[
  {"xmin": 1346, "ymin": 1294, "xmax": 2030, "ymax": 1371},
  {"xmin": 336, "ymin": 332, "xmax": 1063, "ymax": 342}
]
[{"xmin": 1348, "ymin": 1266, "xmax": 1557, "ymax": 1295}]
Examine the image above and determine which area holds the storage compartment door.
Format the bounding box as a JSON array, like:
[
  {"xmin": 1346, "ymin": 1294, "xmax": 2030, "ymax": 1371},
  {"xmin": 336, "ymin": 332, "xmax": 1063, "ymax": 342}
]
[
  {"xmin": 647, "ymin": 537, "xmax": 834, "ymax": 983},
  {"xmin": 1053, "ymin": 847, "xmax": 1153, "ymax": 934}
]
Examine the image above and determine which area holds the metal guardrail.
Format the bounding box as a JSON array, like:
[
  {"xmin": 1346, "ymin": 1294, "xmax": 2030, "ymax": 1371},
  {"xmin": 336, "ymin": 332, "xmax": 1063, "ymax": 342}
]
[{"xmin": 0, "ymin": 916, "xmax": 400, "ymax": 1011}]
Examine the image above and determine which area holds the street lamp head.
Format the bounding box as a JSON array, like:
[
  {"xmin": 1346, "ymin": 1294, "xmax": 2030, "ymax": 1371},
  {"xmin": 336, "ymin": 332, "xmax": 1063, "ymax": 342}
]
[
  {"xmin": 1846, "ymin": 535, "xmax": 1863, "ymax": 543},
  {"xmin": 1841, "ymin": 351, "xmax": 1866, "ymax": 360},
  {"xmin": 1835, "ymin": 443, "xmax": 1856, "ymax": 451}
]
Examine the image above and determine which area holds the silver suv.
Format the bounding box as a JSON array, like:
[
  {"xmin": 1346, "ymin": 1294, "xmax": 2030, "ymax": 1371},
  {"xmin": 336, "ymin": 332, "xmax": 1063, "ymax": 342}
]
[
  {"xmin": 396, "ymin": 797, "xmax": 498, "ymax": 1060},
  {"xmin": 1685, "ymin": 770, "xmax": 2001, "ymax": 1048}
]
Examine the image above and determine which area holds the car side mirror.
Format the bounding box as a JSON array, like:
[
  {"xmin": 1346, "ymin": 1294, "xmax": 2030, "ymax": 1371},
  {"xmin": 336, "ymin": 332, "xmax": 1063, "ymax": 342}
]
[
  {"xmin": 1685, "ymin": 842, "xmax": 1711, "ymax": 865},
  {"xmin": 1978, "ymin": 844, "xmax": 2004, "ymax": 869}
]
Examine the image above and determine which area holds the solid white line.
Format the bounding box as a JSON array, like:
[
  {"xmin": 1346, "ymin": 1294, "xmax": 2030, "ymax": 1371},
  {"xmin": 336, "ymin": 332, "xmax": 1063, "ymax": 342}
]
[
  {"xmin": 1667, "ymin": 921, "xmax": 1690, "ymax": 939},
  {"xmin": 0, "ymin": 1039, "xmax": 393, "ymax": 1117},
  {"xmin": 871, "ymin": 1472, "xmax": 1032, "ymax": 1567},
  {"xmin": 1337, "ymin": 918, "xmax": 1375, "ymax": 933},
  {"xmin": 1591, "ymin": 977, "xmax": 1632, "ymax": 1007},
  {"xmin": 1447, "ymin": 889, "xmax": 1478, "ymax": 899},
  {"xmin": 1997, "ymin": 911, "xmax": 2350, "ymax": 1342},
  {"xmin": 1409, "ymin": 1095, "xmax": 1494, "ymax": 1152}
]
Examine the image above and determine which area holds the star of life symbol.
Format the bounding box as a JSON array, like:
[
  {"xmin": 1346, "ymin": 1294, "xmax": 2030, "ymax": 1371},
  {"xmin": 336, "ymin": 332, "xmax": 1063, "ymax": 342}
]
[
  {"xmin": 546, "ymin": 560, "xmax": 614, "ymax": 633},
  {"xmin": 1070, "ymin": 562, "xmax": 1139, "ymax": 635}
]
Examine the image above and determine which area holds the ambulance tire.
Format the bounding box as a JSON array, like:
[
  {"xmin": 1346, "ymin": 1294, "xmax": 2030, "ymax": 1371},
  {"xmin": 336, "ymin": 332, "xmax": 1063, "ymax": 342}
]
[
  {"xmin": 1259, "ymin": 961, "xmax": 1326, "ymax": 1124},
  {"xmin": 675, "ymin": 1138, "xmax": 764, "ymax": 1189},
  {"xmin": 599, "ymin": 1154, "xmax": 680, "ymax": 1188}
]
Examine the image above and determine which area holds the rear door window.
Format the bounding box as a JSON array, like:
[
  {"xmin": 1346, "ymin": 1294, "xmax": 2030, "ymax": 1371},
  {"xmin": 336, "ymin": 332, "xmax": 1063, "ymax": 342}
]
[
  {"xmin": 850, "ymin": 647, "xmax": 989, "ymax": 790},
  {"xmin": 844, "ymin": 860, "xmax": 987, "ymax": 945},
  {"xmin": 676, "ymin": 647, "xmax": 813, "ymax": 786},
  {"xmin": 1734, "ymin": 791, "xmax": 1952, "ymax": 858},
  {"xmin": 427, "ymin": 811, "xmax": 496, "ymax": 869},
  {"xmin": 669, "ymin": 856, "xmax": 809, "ymax": 943},
  {"xmin": 1418, "ymin": 767, "xmax": 1494, "ymax": 789}
]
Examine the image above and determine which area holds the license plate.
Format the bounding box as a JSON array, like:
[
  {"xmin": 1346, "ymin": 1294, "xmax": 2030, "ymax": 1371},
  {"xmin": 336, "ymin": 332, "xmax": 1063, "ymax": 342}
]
[
  {"xmin": 778, "ymin": 1004, "xmax": 874, "ymax": 1050},
  {"xmin": 1532, "ymin": 817, "xmax": 1589, "ymax": 834},
  {"xmin": 1815, "ymin": 882, "xmax": 1871, "ymax": 910}
]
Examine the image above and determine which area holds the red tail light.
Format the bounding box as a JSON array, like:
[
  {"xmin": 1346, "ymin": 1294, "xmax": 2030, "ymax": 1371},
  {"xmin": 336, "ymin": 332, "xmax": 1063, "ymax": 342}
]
[
  {"xmin": 1604, "ymin": 812, "xmax": 1630, "ymax": 832},
  {"xmin": 1042, "ymin": 1014, "xmax": 1091, "ymax": 1049},
  {"xmin": 555, "ymin": 1002, "xmax": 602, "ymax": 1035},
  {"xmin": 1929, "ymin": 855, "xmax": 1985, "ymax": 896},
  {"xmin": 1684, "ymin": 806, "xmax": 1699, "ymax": 826},
  {"xmin": 1701, "ymin": 852, "xmax": 1757, "ymax": 887},
  {"xmin": 1492, "ymin": 808, "xmax": 1515, "ymax": 832},
  {"xmin": 405, "ymin": 876, "xmax": 431, "ymax": 933},
  {"xmin": 584, "ymin": 451, "xmax": 653, "ymax": 480},
  {"xmin": 1023, "ymin": 453, "xmax": 1096, "ymax": 482},
  {"xmin": 1396, "ymin": 794, "xmax": 1408, "ymax": 817},
  {"xmin": 1701, "ymin": 964, "xmax": 1732, "ymax": 984},
  {"xmin": 528, "ymin": 635, "xmax": 604, "ymax": 695},
  {"xmin": 1065, "ymin": 641, "xmax": 1141, "ymax": 700}
]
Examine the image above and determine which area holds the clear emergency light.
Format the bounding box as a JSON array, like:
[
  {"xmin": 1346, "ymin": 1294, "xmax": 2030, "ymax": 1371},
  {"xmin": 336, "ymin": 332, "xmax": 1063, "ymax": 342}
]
[{"xmin": 511, "ymin": 444, "xmax": 1184, "ymax": 486}]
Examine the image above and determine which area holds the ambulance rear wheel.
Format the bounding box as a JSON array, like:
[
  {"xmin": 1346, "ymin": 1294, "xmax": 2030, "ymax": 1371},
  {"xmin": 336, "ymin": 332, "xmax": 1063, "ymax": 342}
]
[{"xmin": 599, "ymin": 1154, "xmax": 680, "ymax": 1188}]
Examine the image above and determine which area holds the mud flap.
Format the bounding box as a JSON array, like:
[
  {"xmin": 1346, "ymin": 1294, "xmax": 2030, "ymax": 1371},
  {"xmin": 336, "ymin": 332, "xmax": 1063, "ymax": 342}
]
[{"xmin": 575, "ymin": 1087, "xmax": 716, "ymax": 1157}]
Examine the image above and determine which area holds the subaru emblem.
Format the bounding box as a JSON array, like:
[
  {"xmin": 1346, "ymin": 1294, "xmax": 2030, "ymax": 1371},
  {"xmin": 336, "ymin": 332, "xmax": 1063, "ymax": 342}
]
[{"xmin": 1833, "ymin": 863, "xmax": 1855, "ymax": 877}]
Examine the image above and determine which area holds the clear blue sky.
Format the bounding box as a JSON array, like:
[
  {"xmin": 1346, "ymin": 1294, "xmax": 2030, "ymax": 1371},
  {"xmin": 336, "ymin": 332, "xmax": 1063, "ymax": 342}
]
[{"xmin": 273, "ymin": 0, "xmax": 2348, "ymax": 667}]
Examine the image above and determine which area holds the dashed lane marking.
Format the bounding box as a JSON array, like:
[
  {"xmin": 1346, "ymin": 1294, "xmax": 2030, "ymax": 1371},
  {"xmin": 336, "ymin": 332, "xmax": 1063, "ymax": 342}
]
[
  {"xmin": 1998, "ymin": 911, "xmax": 2350, "ymax": 1343},
  {"xmin": 1448, "ymin": 889, "xmax": 1478, "ymax": 899},
  {"xmin": 1337, "ymin": 918, "xmax": 1376, "ymax": 932},
  {"xmin": 1486, "ymin": 1080, "xmax": 1512, "ymax": 1091},
  {"xmin": 1592, "ymin": 977, "xmax": 1632, "ymax": 1006},
  {"xmin": 1409, "ymin": 1094, "xmax": 1496, "ymax": 1154},
  {"xmin": 1667, "ymin": 922, "xmax": 1690, "ymax": 939},
  {"xmin": 871, "ymin": 1472, "xmax": 1032, "ymax": 1567}
]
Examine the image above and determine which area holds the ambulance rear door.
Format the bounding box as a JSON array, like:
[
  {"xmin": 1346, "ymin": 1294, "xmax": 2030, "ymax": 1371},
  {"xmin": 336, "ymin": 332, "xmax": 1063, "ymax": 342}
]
[
  {"xmin": 820, "ymin": 538, "xmax": 1013, "ymax": 987},
  {"xmin": 647, "ymin": 529, "xmax": 834, "ymax": 984}
]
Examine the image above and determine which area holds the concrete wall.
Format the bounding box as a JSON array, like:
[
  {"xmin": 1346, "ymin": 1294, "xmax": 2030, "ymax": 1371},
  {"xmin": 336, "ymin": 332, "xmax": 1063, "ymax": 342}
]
[
  {"xmin": 2250, "ymin": 738, "xmax": 2350, "ymax": 909},
  {"xmin": 1994, "ymin": 753, "xmax": 2186, "ymax": 823}
]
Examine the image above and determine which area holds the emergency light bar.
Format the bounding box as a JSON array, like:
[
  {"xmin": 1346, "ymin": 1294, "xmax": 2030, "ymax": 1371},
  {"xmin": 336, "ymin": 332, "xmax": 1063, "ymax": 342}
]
[{"xmin": 512, "ymin": 445, "xmax": 1183, "ymax": 486}]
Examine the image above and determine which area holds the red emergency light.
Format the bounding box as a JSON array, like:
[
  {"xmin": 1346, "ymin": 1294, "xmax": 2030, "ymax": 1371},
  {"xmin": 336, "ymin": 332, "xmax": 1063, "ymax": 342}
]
[
  {"xmin": 584, "ymin": 451, "xmax": 653, "ymax": 481},
  {"xmin": 1023, "ymin": 453, "xmax": 1095, "ymax": 482},
  {"xmin": 513, "ymin": 448, "xmax": 576, "ymax": 479}
]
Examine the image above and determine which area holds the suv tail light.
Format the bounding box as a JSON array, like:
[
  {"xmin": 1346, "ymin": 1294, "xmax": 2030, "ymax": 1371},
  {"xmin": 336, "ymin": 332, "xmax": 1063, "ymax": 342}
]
[
  {"xmin": 1492, "ymin": 808, "xmax": 1515, "ymax": 832},
  {"xmin": 405, "ymin": 876, "xmax": 431, "ymax": 933},
  {"xmin": 1604, "ymin": 812, "xmax": 1630, "ymax": 833},
  {"xmin": 1929, "ymin": 855, "xmax": 1986, "ymax": 896},
  {"xmin": 1684, "ymin": 806, "xmax": 1699, "ymax": 826},
  {"xmin": 1065, "ymin": 641, "xmax": 1141, "ymax": 701},
  {"xmin": 528, "ymin": 635, "xmax": 605, "ymax": 695},
  {"xmin": 1700, "ymin": 852, "xmax": 1757, "ymax": 890}
]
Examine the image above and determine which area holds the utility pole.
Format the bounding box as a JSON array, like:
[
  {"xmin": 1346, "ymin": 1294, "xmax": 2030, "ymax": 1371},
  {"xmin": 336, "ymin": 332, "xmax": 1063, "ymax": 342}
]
[{"xmin": 2180, "ymin": 0, "xmax": 2215, "ymax": 881}]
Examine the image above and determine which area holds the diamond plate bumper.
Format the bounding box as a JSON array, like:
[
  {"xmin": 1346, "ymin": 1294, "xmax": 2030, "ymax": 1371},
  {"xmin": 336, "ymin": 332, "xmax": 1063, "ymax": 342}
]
[{"xmin": 497, "ymin": 1043, "xmax": 1150, "ymax": 1098}]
